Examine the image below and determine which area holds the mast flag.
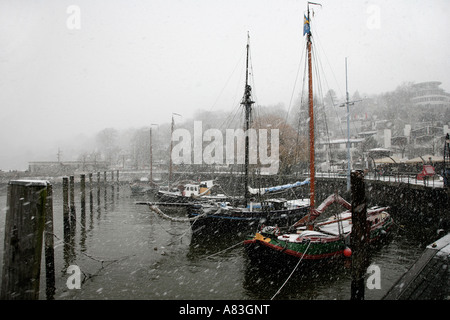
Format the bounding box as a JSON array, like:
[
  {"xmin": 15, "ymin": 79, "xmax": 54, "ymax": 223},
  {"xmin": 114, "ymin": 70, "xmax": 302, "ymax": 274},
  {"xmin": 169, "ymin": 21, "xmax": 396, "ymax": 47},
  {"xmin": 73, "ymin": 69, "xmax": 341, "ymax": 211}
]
[{"xmin": 303, "ymin": 15, "xmax": 310, "ymax": 36}]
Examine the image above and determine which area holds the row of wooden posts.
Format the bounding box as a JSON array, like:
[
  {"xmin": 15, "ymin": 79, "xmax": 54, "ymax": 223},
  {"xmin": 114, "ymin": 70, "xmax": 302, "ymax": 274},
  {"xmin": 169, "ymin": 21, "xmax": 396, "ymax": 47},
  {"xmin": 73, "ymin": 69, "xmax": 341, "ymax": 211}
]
[
  {"xmin": 0, "ymin": 171, "xmax": 119, "ymax": 300},
  {"xmin": 63, "ymin": 171, "xmax": 119, "ymax": 240}
]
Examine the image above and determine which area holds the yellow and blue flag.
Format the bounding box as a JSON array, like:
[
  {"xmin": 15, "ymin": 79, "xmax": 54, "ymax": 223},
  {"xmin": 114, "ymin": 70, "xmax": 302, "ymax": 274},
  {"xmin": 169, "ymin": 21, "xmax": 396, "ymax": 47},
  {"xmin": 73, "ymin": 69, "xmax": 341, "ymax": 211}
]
[{"xmin": 303, "ymin": 15, "xmax": 310, "ymax": 36}]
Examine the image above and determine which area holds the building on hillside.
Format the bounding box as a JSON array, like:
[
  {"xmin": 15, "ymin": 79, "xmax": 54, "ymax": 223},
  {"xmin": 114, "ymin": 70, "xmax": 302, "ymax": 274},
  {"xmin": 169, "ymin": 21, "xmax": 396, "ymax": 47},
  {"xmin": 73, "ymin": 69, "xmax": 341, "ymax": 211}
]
[{"xmin": 411, "ymin": 81, "xmax": 450, "ymax": 124}]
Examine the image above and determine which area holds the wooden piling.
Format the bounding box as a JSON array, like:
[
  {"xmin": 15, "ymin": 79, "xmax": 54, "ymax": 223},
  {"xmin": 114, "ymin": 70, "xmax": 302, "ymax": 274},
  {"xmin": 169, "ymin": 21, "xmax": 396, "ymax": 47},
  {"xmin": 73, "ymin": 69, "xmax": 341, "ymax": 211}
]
[
  {"xmin": 44, "ymin": 183, "xmax": 55, "ymax": 300},
  {"xmin": 89, "ymin": 173, "xmax": 93, "ymax": 217},
  {"xmin": 97, "ymin": 172, "xmax": 101, "ymax": 212},
  {"xmin": 88, "ymin": 173, "xmax": 93, "ymax": 188},
  {"xmin": 63, "ymin": 177, "xmax": 70, "ymax": 239},
  {"xmin": 80, "ymin": 174, "xmax": 86, "ymax": 218},
  {"xmin": 1, "ymin": 180, "xmax": 53, "ymax": 300},
  {"xmin": 69, "ymin": 175, "xmax": 76, "ymax": 226},
  {"xmin": 80, "ymin": 174, "xmax": 86, "ymax": 248},
  {"xmin": 350, "ymin": 170, "xmax": 369, "ymax": 300}
]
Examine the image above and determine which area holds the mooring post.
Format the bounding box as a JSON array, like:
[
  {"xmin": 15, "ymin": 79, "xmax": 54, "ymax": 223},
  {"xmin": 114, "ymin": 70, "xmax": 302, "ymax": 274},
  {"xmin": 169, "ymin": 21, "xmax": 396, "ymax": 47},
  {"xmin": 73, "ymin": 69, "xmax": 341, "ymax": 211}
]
[
  {"xmin": 80, "ymin": 174, "xmax": 86, "ymax": 214},
  {"xmin": 350, "ymin": 170, "xmax": 369, "ymax": 300},
  {"xmin": 1, "ymin": 180, "xmax": 52, "ymax": 299},
  {"xmin": 111, "ymin": 171, "xmax": 115, "ymax": 199},
  {"xmin": 69, "ymin": 175, "xmax": 76, "ymax": 226},
  {"xmin": 89, "ymin": 173, "xmax": 93, "ymax": 215},
  {"xmin": 97, "ymin": 171, "xmax": 101, "ymax": 208},
  {"xmin": 63, "ymin": 177, "xmax": 70, "ymax": 239},
  {"xmin": 80, "ymin": 174, "xmax": 86, "ymax": 226},
  {"xmin": 44, "ymin": 183, "xmax": 55, "ymax": 300},
  {"xmin": 89, "ymin": 172, "xmax": 93, "ymax": 188}
]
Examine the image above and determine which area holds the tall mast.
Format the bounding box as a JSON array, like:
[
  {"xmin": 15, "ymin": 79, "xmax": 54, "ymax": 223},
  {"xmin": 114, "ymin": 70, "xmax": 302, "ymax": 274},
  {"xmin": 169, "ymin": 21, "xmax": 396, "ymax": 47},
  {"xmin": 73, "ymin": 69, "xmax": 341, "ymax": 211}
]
[
  {"xmin": 169, "ymin": 113, "xmax": 181, "ymax": 187},
  {"xmin": 345, "ymin": 57, "xmax": 351, "ymax": 192},
  {"xmin": 339, "ymin": 58, "xmax": 362, "ymax": 191},
  {"xmin": 307, "ymin": 4, "xmax": 315, "ymax": 212},
  {"xmin": 150, "ymin": 123, "xmax": 157, "ymax": 182},
  {"xmin": 169, "ymin": 114, "xmax": 174, "ymax": 186},
  {"xmin": 305, "ymin": 1, "xmax": 321, "ymax": 229},
  {"xmin": 151, "ymin": 126, "xmax": 153, "ymax": 182},
  {"xmin": 307, "ymin": 12, "xmax": 315, "ymax": 208},
  {"xmin": 242, "ymin": 32, "xmax": 254, "ymax": 207}
]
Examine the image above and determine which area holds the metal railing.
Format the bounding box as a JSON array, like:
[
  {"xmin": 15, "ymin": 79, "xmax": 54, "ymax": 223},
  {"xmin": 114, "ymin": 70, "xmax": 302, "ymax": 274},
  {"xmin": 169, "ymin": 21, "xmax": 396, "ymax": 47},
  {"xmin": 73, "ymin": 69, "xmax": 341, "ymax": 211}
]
[{"xmin": 316, "ymin": 171, "xmax": 445, "ymax": 188}]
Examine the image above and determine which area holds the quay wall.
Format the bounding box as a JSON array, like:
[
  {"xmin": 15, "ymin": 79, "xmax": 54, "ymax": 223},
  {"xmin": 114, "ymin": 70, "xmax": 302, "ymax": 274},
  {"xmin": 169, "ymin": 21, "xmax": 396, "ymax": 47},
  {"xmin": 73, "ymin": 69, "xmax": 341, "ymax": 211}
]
[
  {"xmin": 1, "ymin": 170, "xmax": 448, "ymax": 232},
  {"xmin": 208, "ymin": 173, "xmax": 450, "ymax": 232}
]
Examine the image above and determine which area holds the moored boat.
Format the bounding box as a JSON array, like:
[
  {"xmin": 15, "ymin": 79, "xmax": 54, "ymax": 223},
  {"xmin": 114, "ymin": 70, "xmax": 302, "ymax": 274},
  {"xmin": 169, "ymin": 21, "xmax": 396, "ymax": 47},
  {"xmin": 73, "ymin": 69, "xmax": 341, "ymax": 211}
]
[
  {"xmin": 184, "ymin": 33, "xmax": 310, "ymax": 233},
  {"xmin": 243, "ymin": 1, "xmax": 394, "ymax": 265},
  {"xmin": 244, "ymin": 194, "xmax": 394, "ymax": 262},
  {"xmin": 156, "ymin": 179, "xmax": 231, "ymax": 203},
  {"xmin": 187, "ymin": 197, "xmax": 309, "ymax": 234}
]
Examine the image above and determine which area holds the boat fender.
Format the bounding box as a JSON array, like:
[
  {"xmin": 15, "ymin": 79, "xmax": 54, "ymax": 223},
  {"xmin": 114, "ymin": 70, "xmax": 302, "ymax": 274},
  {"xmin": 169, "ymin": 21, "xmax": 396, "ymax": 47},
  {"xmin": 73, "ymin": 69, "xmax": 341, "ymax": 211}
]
[{"xmin": 343, "ymin": 247, "xmax": 352, "ymax": 257}]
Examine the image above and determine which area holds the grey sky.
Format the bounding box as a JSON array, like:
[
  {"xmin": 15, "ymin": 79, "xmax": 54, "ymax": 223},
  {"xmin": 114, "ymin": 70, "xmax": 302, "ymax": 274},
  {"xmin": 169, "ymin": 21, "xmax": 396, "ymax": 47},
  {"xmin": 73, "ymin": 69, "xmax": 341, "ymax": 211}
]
[{"xmin": 1, "ymin": 0, "xmax": 449, "ymax": 170}]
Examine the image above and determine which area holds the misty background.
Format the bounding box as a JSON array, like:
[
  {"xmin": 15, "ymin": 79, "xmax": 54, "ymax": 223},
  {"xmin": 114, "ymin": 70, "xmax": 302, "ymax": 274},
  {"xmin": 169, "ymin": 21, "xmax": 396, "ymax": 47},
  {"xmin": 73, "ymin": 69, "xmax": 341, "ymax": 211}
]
[{"xmin": 1, "ymin": 0, "xmax": 449, "ymax": 171}]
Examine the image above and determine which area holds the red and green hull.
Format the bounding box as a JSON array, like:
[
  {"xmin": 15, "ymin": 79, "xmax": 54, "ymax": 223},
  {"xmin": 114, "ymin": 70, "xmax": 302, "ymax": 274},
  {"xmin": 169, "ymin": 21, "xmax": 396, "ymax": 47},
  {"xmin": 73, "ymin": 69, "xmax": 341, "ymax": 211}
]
[
  {"xmin": 244, "ymin": 233, "xmax": 347, "ymax": 262},
  {"xmin": 244, "ymin": 213, "xmax": 394, "ymax": 262}
]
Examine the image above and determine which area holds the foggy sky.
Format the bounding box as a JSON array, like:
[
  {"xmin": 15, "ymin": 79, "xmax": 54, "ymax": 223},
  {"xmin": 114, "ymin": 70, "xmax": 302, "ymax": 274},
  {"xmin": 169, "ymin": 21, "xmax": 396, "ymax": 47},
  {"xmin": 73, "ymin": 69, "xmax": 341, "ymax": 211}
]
[{"xmin": 1, "ymin": 0, "xmax": 449, "ymax": 171}]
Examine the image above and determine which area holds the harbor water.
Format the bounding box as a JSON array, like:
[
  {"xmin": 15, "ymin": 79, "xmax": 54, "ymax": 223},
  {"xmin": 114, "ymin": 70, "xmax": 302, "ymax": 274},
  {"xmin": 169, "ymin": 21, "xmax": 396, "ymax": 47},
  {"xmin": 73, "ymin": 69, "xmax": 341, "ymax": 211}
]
[{"xmin": 0, "ymin": 182, "xmax": 434, "ymax": 300}]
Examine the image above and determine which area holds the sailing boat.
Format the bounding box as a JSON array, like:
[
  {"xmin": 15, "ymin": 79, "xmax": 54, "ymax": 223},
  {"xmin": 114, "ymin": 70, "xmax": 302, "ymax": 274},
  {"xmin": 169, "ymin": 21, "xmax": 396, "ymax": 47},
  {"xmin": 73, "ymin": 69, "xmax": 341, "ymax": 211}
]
[
  {"xmin": 186, "ymin": 33, "xmax": 310, "ymax": 233},
  {"xmin": 155, "ymin": 113, "xmax": 231, "ymax": 203},
  {"xmin": 244, "ymin": 2, "xmax": 393, "ymax": 261}
]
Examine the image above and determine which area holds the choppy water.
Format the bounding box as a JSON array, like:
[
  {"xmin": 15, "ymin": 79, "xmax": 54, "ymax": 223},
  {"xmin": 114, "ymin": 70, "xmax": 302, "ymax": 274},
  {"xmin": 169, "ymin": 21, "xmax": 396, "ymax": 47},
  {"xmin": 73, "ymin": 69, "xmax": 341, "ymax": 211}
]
[{"xmin": 0, "ymin": 183, "xmax": 434, "ymax": 300}]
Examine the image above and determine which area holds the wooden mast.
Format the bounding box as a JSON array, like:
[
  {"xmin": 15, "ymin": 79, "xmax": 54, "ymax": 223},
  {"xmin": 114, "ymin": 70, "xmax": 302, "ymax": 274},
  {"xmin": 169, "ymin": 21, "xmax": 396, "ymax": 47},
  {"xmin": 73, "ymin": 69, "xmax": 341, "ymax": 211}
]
[
  {"xmin": 169, "ymin": 114, "xmax": 174, "ymax": 186},
  {"xmin": 150, "ymin": 125, "xmax": 153, "ymax": 182},
  {"xmin": 150, "ymin": 123, "xmax": 157, "ymax": 182},
  {"xmin": 306, "ymin": 1, "xmax": 321, "ymax": 230},
  {"xmin": 307, "ymin": 7, "xmax": 314, "ymax": 212},
  {"xmin": 169, "ymin": 113, "xmax": 181, "ymax": 187},
  {"xmin": 242, "ymin": 32, "xmax": 254, "ymax": 207}
]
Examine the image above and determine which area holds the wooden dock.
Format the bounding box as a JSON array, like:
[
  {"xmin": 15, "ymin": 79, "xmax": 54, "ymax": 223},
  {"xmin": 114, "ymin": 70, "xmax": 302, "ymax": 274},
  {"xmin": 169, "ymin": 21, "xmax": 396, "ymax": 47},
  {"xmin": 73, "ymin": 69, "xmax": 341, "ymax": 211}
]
[{"xmin": 383, "ymin": 232, "xmax": 450, "ymax": 300}]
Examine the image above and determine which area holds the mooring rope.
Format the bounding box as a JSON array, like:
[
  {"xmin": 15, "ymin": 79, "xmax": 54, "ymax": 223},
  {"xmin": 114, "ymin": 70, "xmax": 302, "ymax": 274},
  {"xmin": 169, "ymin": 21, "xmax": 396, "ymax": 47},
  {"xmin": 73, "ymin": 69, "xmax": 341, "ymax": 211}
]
[
  {"xmin": 148, "ymin": 204, "xmax": 221, "ymax": 222},
  {"xmin": 204, "ymin": 241, "xmax": 244, "ymax": 259},
  {"xmin": 270, "ymin": 240, "xmax": 312, "ymax": 300},
  {"xmin": 150, "ymin": 208, "xmax": 190, "ymax": 237}
]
